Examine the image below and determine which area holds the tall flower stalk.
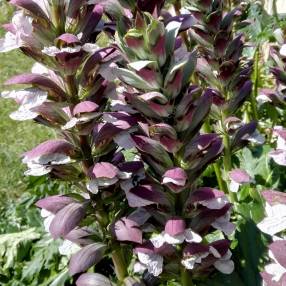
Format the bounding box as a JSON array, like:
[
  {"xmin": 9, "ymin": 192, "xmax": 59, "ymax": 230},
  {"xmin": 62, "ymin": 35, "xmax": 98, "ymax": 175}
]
[
  {"xmin": 0, "ymin": 1, "xmax": 144, "ymax": 284},
  {"xmin": 185, "ymin": 0, "xmax": 263, "ymax": 203},
  {"xmin": 112, "ymin": 11, "xmax": 236, "ymax": 284}
]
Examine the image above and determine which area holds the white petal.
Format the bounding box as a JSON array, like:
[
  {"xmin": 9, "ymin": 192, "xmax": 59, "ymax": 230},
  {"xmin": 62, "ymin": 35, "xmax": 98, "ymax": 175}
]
[
  {"xmin": 61, "ymin": 46, "xmax": 81, "ymax": 53},
  {"xmin": 42, "ymin": 46, "xmax": 61, "ymax": 56},
  {"xmin": 25, "ymin": 164, "xmax": 52, "ymax": 176},
  {"xmin": 62, "ymin": 117, "xmax": 79, "ymax": 130},
  {"xmin": 96, "ymin": 177, "xmax": 118, "ymax": 187},
  {"xmin": 269, "ymin": 150, "xmax": 286, "ymax": 166},
  {"xmin": 270, "ymin": 204, "xmax": 286, "ymax": 217},
  {"xmin": 86, "ymin": 180, "xmax": 99, "ymax": 194},
  {"xmin": 0, "ymin": 32, "xmax": 18, "ymax": 53},
  {"xmin": 247, "ymin": 131, "xmax": 265, "ymax": 145},
  {"xmin": 117, "ymin": 171, "xmax": 132, "ymax": 180},
  {"xmin": 82, "ymin": 43, "xmax": 99, "ymax": 53},
  {"xmin": 181, "ymin": 252, "xmax": 209, "ymax": 269},
  {"xmin": 214, "ymin": 259, "xmax": 235, "ymax": 274},
  {"xmin": 164, "ymin": 232, "xmax": 185, "ymax": 244},
  {"xmin": 133, "ymin": 262, "xmax": 147, "ymax": 274},
  {"xmin": 184, "ymin": 229, "xmax": 202, "ymax": 243},
  {"xmin": 43, "ymin": 214, "xmax": 55, "ymax": 232},
  {"xmin": 277, "ymin": 136, "xmax": 286, "ymax": 151},
  {"xmin": 10, "ymin": 108, "xmax": 38, "ymax": 121},
  {"xmin": 58, "ymin": 240, "xmax": 81, "ymax": 257},
  {"xmin": 181, "ymin": 257, "xmax": 197, "ymax": 270},
  {"xmin": 257, "ymin": 215, "xmax": 286, "ymax": 236},
  {"xmin": 31, "ymin": 63, "xmax": 49, "ymax": 75},
  {"xmin": 137, "ymin": 253, "xmax": 163, "ymax": 277},
  {"xmin": 36, "ymin": 153, "xmax": 71, "ymax": 165},
  {"xmin": 20, "ymin": 88, "xmax": 48, "ymax": 109},
  {"xmin": 150, "ymin": 233, "xmax": 166, "ymax": 248},
  {"xmin": 280, "ymin": 44, "xmax": 286, "ymax": 57},
  {"xmin": 257, "ymin": 94, "xmax": 272, "ymax": 106},
  {"xmin": 40, "ymin": 209, "xmax": 53, "ymax": 218},
  {"xmin": 229, "ymin": 180, "xmax": 240, "ymax": 193},
  {"xmin": 265, "ymin": 263, "xmax": 286, "ymax": 282}
]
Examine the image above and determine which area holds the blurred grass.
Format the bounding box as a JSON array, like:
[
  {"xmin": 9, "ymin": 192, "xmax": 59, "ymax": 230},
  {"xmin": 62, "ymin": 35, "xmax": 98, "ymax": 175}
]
[{"xmin": 0, "ymin": 2, "xmax": 52, "ymax": 200}]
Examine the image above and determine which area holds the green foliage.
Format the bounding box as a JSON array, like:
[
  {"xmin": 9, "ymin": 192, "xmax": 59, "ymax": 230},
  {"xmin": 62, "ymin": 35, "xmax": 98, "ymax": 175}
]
[{"xmin": 0, "ymin": 177, "xmax": 72, "ymax": 285}]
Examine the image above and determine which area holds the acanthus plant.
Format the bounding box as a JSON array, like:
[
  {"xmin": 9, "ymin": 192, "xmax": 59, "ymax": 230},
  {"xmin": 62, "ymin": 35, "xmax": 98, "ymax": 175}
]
[
  {"xmin": 111, "ymin": 10, "xmax": 237, "ymax": 285},
  {"xmin": 184, "ymin": 0, "xmax": 265, "ymax": 204},
  {"xmin": 0, "ymin": 0, "xmax": 146, "ymax": 285}
]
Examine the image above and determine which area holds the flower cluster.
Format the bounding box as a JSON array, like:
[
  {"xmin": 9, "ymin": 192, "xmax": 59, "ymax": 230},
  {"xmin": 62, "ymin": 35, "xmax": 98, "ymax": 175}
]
[{"xmin": 110, "ymin": 12, "xmax": 237, "ymax": 282}]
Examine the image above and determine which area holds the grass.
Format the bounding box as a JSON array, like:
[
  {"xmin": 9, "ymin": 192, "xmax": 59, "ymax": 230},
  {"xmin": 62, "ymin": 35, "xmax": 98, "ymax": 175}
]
[{"xmin": 0, "ymin": 3, "xmax": 52, "ymax": 200}]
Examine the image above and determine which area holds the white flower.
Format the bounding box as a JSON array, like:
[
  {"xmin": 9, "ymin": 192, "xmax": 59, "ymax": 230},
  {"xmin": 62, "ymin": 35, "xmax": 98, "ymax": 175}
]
[
  {"xmin": 257, "ymin": 203, "xmax": 286, "ymax": 236},
  {"xmin": 214, "ymin": 250, "xmax": 235, "ymax": 274},
  {"xmin": 137, "ymin": 252, "xmax": 163, "ymax": 277},
  {"xmin": 150, "ymin": 228, "xmax": 202, "ymax": 248}
]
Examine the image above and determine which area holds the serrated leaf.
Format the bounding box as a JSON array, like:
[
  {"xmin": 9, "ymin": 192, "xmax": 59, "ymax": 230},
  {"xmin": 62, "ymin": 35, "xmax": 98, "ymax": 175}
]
[{"xmin": 0, "ymin": 228, "xmax": 40, "ymax": 270}]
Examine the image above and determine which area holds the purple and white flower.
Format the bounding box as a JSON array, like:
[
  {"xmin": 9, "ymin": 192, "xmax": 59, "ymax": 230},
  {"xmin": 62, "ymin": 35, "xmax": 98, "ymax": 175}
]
[
  {"xmin": 0, "ymin": 11, "xmax": 34, "ymax": 52},
  {"xmin": 22, "ymin": 140, "xmax": 74, "ymax": 176},
  {"xmin": 262, "ymin": 241, "xmax": 286, "ymax": 285},
  {"xmin": 1, "ymin": 88, "xmax": 48, "ymax": 121},
  {"xmin": 87, "ymin": 162, "xmax": 132, "ymax": 194},
  {"xmin": 269, "ymin": 127, "xmax": 286, "ymax": 166},
  {"xmin": 258, "ymin": 190, "xmax": 286, "ymax": 236},
  {"xmin": 150, "ymin": 218, "xmax": 202, "ymax": 248},
  {"xmin": 229, "ymin": 169, "xmax": 254, "ymax": 193}
]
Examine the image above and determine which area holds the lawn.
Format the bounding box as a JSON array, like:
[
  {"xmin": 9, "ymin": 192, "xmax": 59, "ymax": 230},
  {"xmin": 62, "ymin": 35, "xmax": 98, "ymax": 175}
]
[{"xmin": 0, "ymin": 2, "xmax": 52, "ymax": 201}]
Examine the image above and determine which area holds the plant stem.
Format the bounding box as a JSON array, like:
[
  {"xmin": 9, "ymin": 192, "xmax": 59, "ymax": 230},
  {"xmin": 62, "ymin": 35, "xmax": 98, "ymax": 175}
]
[
  {"xmin": 64, "ymin": 75, "xmax": 78, "ymax": 103},
  {"xmin": 181, "ymin": 267, "xmax": 193, "ymax": 286},
  {"xmin": 222, "ymin": 122, "xmax": 237, "ymax": 203},
  {"xmin": 112, "ymin": 248, "xmax": 127, "ymax": 282},
  {"xmin": 213, "ymin": 162, "xmax": 228, "ymax": 193},
  {"xmin": 251, "ymin": 47, "xmax": 260, "ymax": 121},
  {"xmin": 79, "ymin": 135, "xmax": 94, "ymax": 175},
  {"xmin": 203, "ymin": 121, "xmax": 228, "ymax": 193}
]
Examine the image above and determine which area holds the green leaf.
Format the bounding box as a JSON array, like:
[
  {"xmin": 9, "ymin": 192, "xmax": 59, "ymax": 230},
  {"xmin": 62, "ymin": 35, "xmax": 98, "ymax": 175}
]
[
  {"xmin": 198, "ymin": 271, "xmax": 245, "ymax": 286},
  {"xmin": 112, "ymin": 67, "xmax": 156, "ymax": 91},
  {"xmin": 165, "ymin": 21, "xmax": 181, "ymax": 57},
  {"xmin": 0, "ymin": 228, "xmax": 40, "ymax": 269},
  {"xmin": 49, "ymin": 269, "xmax": 70, "ymax": 286},
  {"xmin": 232, "ymin": 219, "xmax": 268, "ymax": 286}
]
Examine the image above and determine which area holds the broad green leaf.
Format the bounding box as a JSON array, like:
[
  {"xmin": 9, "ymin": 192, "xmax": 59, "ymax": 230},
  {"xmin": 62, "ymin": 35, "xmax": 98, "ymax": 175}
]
[{"xmin": 0, "ymin": 228, "xmax": 40, "ymax": 269}]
